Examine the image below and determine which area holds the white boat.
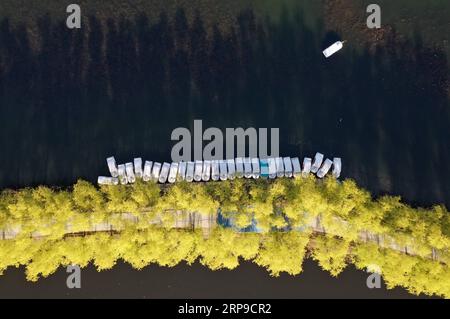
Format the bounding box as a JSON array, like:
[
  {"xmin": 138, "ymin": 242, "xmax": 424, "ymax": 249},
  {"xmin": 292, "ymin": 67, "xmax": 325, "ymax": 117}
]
[
  {"xmin": 302, "ymin": 158, "xmax": 312, "ymax": 177},
  {"xmin": 107, "ymin": 157, "xmax": 119, "ymax": 177},
  {"xmin": 244, "ymin": 158, "xmax": 252, "ymax": 178},
  {"xmin": 98, "ymin": 176, "xmax": 119, "ymax": 185},
  {"xmin": 283, "ymin": 157, "xmax": 293, "ymax": 178},
  {"xmin": 268, "ymin": 158, "xmax": 277, "ymax": 179},
  {"xmin": 227, "ymin": 159, "xmax": 236, "ymax": 180},
  {"xmin": 317, "ymin": 159, "xmax": 333, "ymax": 178},
  {"xmin": 311, "ymin": 152, "xmax": 324, "ymax": 173},
  {"xmin": 219, "ymin": 160, "xmax": 228, "ymax": 181},
  {"xmin": 235, "ymin": 158, "xmax": 244, "ymax": 178},
  {"xmin": 143, "ymin": 160, "xmax": 153, "ymax": 182},
  {"xmin": 332, "ymin": 157, "xmax": 342, "ymax": 178},
  {"xmin": 178, "ymin": 161, "xmax": 187, "ymax": 181},
  {"xmin": 211, "ymin": 160, "xmax": 220, "ymax": 181},
  {"xmin": 118, "ymin": 164, "xmax": 128, "ymax": 184},
  {"xmin": 275, "ymin": 157, "xmax": 284, "ymax": 178},
  {"xmin": 251, "ymin": 158, "xmax": 260, "ymax": 179},
  {"xmin": 168, "ymin": 162, "xmax": 179, "ymax": 183},
  {"xmin": 291, "ymin": 157, "xmax": 301, "ymax": 178},
  {"xmin": 125, "ymin": 162, "xmax": 136, "ymax": 184},
  {"xmin": 134, "ymin": 158, "xmax": 143, "ymax": 179},
  {"xmin": 151, "ymin": 162, "xmax": 162, "ymax": 181},
  {"xmin": 202, "ymin": 160, "xmax": 211, "ymax": 181},
  {"xmin": 323, "ymin": 41, "xmax": 344, "ymax": 58},
  {"xmin": 186, "ymin": 161, "xmax": 195, "ymax": 182},
  {"xmin": 194, "ymin": 160, "xmax": 203, "ymax": 182},
  {"xmin": 159, "ymin": 162, "xmax": 170, "ymax": 183}
]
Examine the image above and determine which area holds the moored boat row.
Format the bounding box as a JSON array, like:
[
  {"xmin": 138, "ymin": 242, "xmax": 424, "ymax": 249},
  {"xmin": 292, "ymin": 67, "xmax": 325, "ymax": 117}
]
[{"xmin": 98, "ymin": 153, "xmax": 342, "ymax": 185}]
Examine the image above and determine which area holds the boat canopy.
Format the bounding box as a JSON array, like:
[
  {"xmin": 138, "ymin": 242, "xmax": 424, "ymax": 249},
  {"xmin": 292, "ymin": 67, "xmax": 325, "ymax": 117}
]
[
  {"xmin": 302, "ymin": 158, "xmax": 312, "ymax": 177},
  {"xmin": 275, "ymin": 157, "xmax": 284, "ymax": 178},
  {"xmin": 107, "ymin": 157, "xmax": 119, "ymax": 178},
  {"xmin": 194, "ymin": 160, "xmax": 203, "ymax": 182},
  {"xmin": 317, "ymin": 158, "xmax": 333, "ymax": 178},
  {"xmin": 235, "ymin": 157, "xmax": 244, "ymax": 178},
  {"xmin": 168, "ymin": 162, "xmax": 179, "ymax": 183},
  {"xmin": 211, "ymin": 160, "xmax": 220, "ymax": 181},
  {"xmin": 202, "ymin": 160, "xmax": 211, "ymax": 181},
  {"xmin": 227, "ymin": 159, "xmax": 236, "ymax": 180},
  {"xmin": 291, "ymin": 157, "xmax": 301, "ymax": 177},
  {"xmin": 178, "ymin": 161, "xmax": 187, "ymax": 181},
  {"xmin": 311, "ymin": 152, "xmax": 324, "ymax": 173},
  {"xmin": 244, "ymin": 158, "xmax": 252, "ymax": 178},
  {"xmin": 186, "ymin": 162, "xmax": 195, "ymax": 182},
  {"xmin": 259, "ymin": 159, "xmax": 269, "ymax": 178},
  {"xmin": 118, "ymin": 164, "xmax": 127, "ymax": 184},
  {"xmin": 268, "ymin": 158, "xmax": 277, "ymax": 179},
  {"xmin": 251, "ymin": 158, "xmax": 260, "ymax": 179},
  {"xmin": 98, "ymin": 176, "xmax": 119, "ymax": 185},
  {"xmin": 283, "ymin": 157, "xmax": 293, "ymax": 178},
  {"xmin": 332, "ymin": 157, "xmax": 342, "ymax": 178},
  {"xmin": 125, "ymin": 162, "xmax": 136, "ymax": 184},
  {"xmin": 143, "ymin": 160, "xmax": 153, "ymax": 182},
  {"xmin": 151, "ymin": 162, "xmax": 162, "ymax": 181},
  {"xmin": 133, "ymin": 158, "xmax": 143, "ymax": 179},
  {"xmin": 159, "ymin": 162, "xmax": 170, "ymax": 183},
  {"xmin": 219, "ymin": 160, "xmax": 228, "ymax": 181}
]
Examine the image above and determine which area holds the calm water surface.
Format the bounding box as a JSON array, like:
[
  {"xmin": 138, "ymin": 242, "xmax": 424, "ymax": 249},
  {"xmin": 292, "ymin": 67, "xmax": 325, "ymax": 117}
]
[{"xmin": 0, "ymin": 3, "xmax": 448, "ymax": 298}]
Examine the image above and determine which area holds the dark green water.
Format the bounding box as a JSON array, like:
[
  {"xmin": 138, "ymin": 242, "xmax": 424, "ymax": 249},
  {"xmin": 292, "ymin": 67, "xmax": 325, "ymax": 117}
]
[{"xmin": 0, "ymin": 6, "xmax": 448, "ymax": 298}]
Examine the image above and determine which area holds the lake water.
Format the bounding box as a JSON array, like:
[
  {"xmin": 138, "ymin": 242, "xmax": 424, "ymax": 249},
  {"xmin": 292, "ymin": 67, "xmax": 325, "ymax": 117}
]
[{"xmin": 0, "ymin": 2, "xmax": 448, "ymax": 298}]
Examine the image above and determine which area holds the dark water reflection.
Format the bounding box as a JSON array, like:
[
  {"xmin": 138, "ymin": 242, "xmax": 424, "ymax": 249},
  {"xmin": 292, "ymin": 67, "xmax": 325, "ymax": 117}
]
[
  {"xmin": 0, "ymin": 8, "xmax": 448, "ymax": 298},
  {"xmin": 0, "ymin": 9, "xmax": 449, "ymax": 207},
  {"xmin": 0, "ymin": 260, "xmax": 433, "ymax": 299}
]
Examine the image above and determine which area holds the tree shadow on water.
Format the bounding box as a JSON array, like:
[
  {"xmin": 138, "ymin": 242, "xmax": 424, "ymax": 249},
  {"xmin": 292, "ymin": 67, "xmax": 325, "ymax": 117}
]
[{"xmin": 0, "ymin": 8, "xmax": 448, "ymax": 208}]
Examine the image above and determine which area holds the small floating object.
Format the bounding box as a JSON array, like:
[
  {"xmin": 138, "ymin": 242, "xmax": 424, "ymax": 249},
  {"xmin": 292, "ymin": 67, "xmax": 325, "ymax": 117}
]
[
  {"xmin": 323, "ymin": 41, "xmax": 345, "ymax": 58},
  {"xmin": 283, "ymin": 157, "xmax": 293, "ymax": 178},
  {"xmin": 107, "ymin": 157, "xmax": 119, "ymax": 177},
  {"xmin": 143, "ymin": 161, "xmax": 153, "ymax": 182},
  {"xmin": 168, "ymin": 162, "xmax": 179, "ymax": 183},
  {"xmin": 317, "ymin": 158, "xmax": 333, "ymax": 178},
  {"xmin": 227, "ymin": 159, "xmax": 236, "ymax": 180},
  {"xmin": 291, "ymin": 157, "xmax": 301, "ymax": 178},
  {"xmin": 311, "ymin": 153, "xmax": 324, "ymax": 174},
  {"xmin": 332, "ymin": 157, "xmax": 342, "ymax": 179}
]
